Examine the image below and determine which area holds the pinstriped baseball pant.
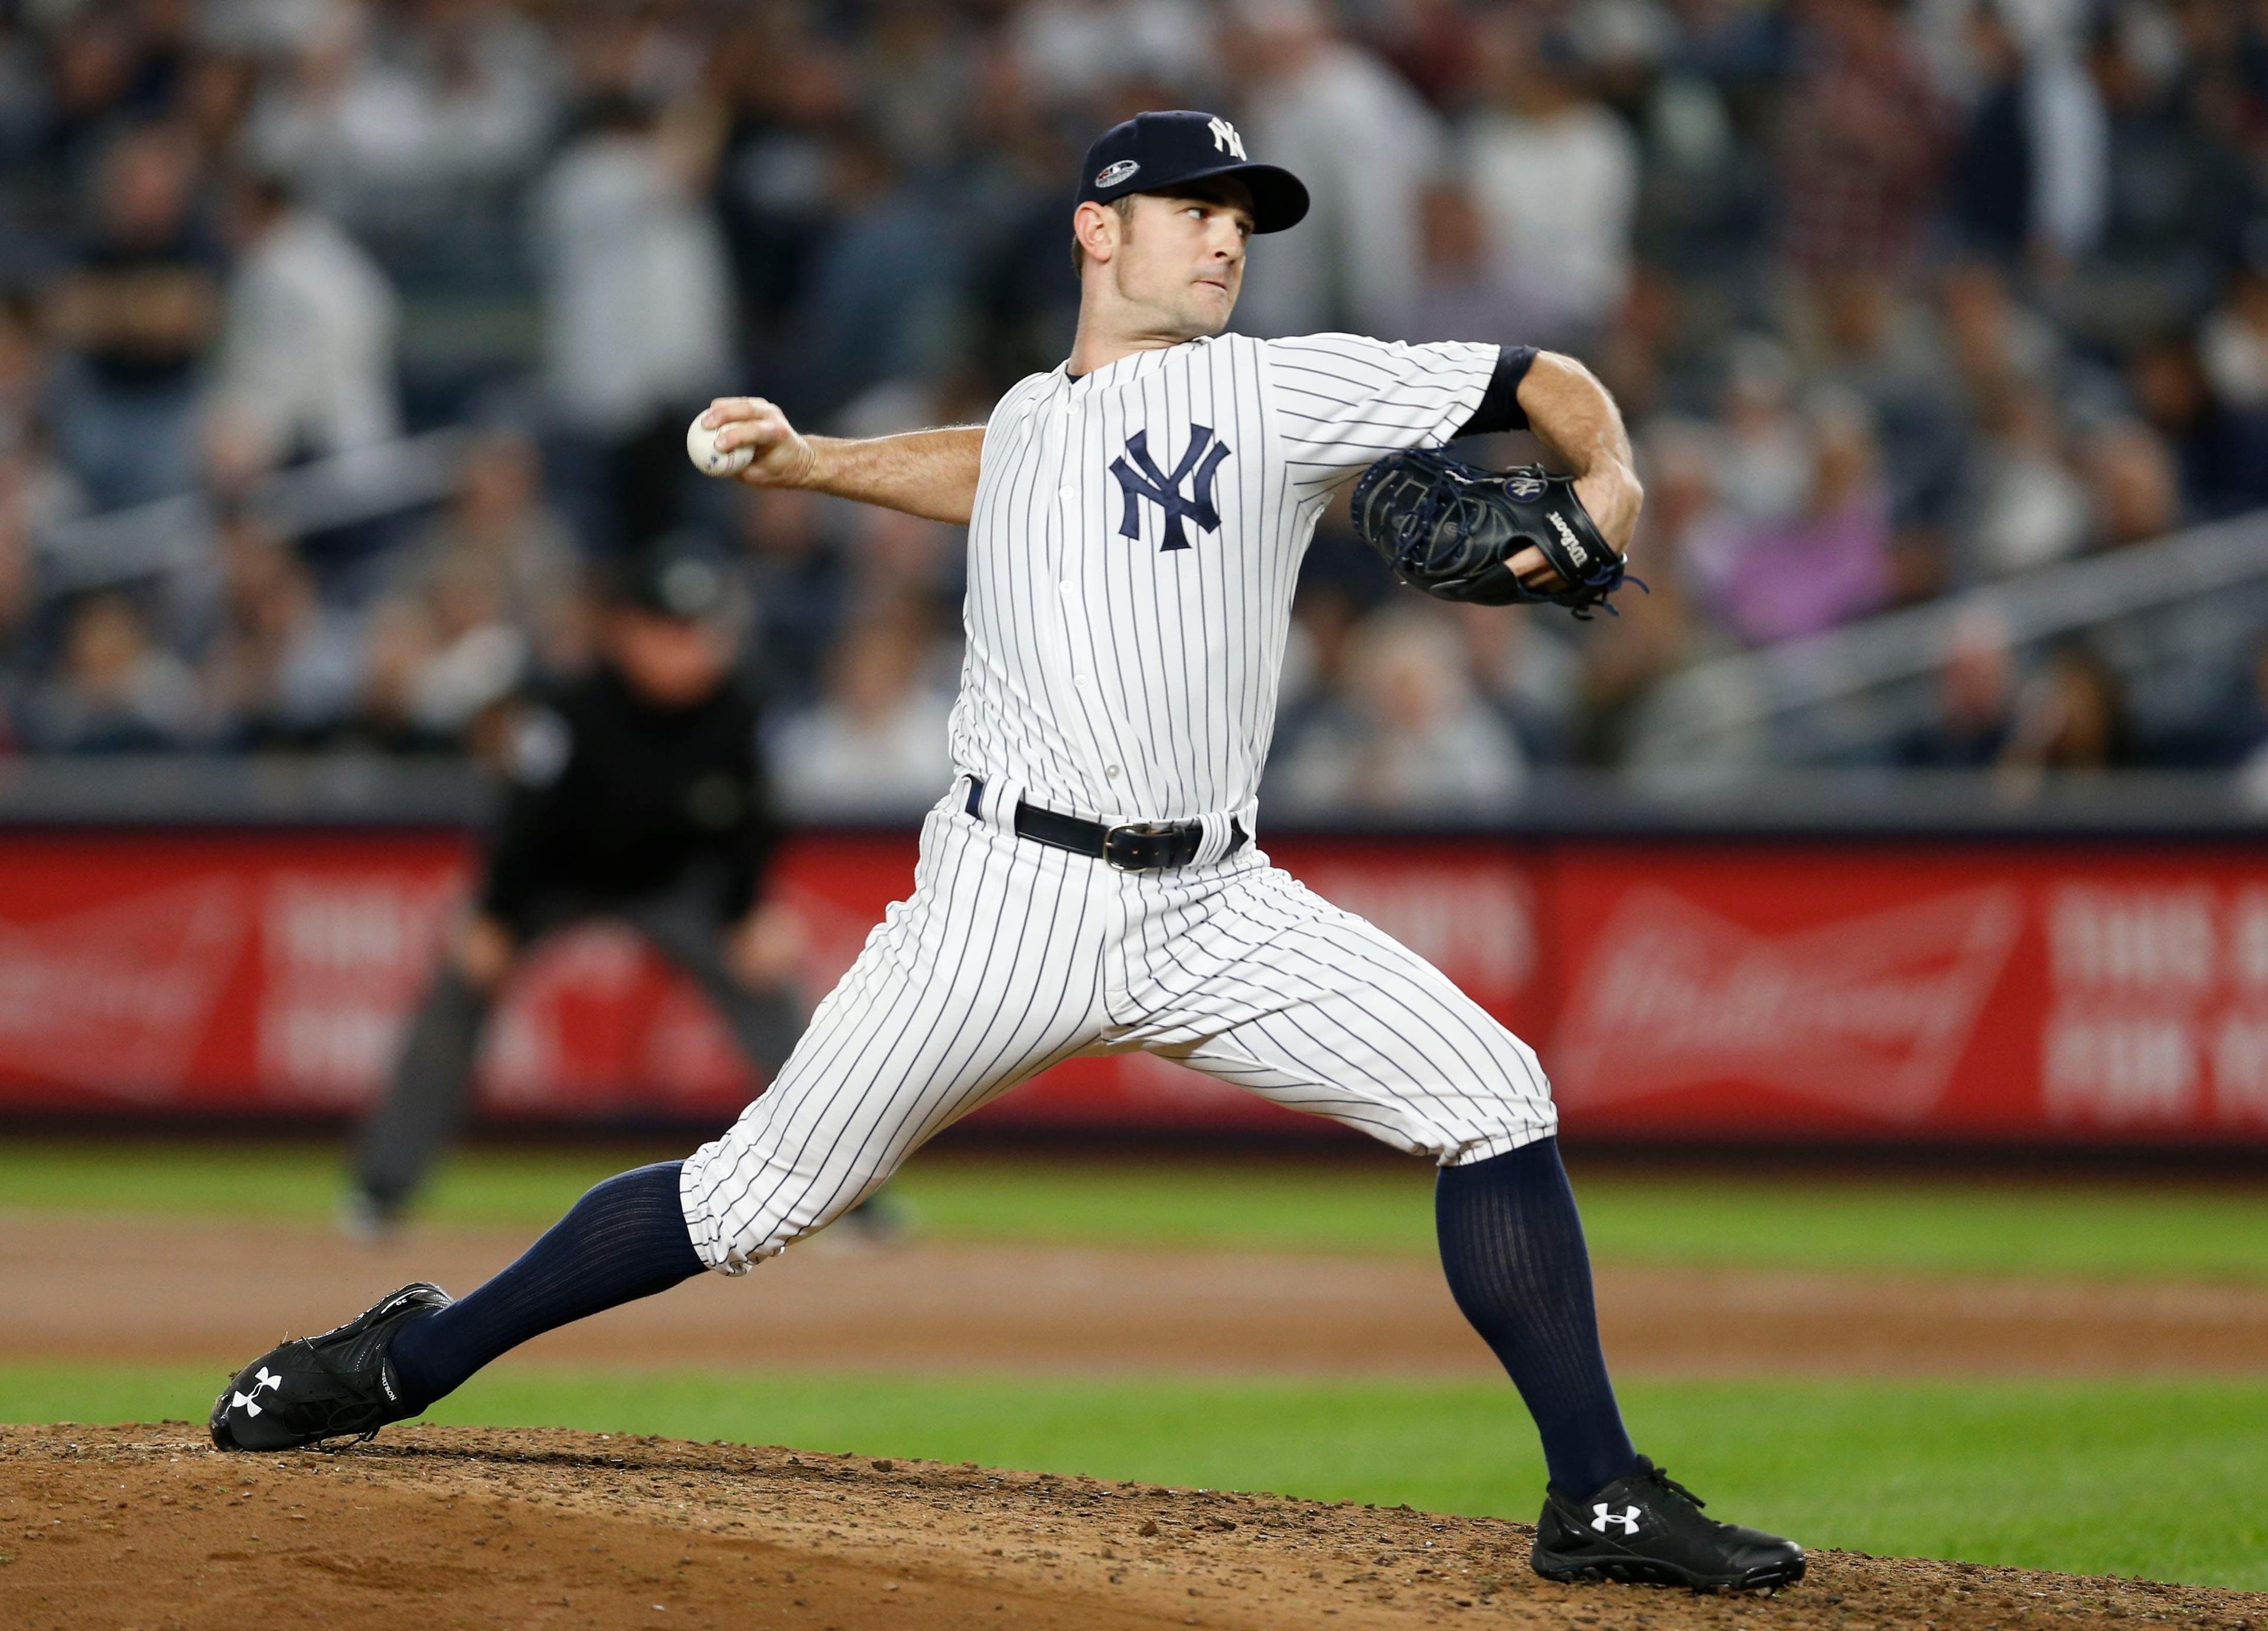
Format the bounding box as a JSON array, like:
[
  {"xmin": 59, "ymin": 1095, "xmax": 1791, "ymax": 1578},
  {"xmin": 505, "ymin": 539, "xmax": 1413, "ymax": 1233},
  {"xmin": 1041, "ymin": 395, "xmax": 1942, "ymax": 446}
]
[{"xmin": 679, "ymin": 790, "xmax": 1557, "ymax": 1272}]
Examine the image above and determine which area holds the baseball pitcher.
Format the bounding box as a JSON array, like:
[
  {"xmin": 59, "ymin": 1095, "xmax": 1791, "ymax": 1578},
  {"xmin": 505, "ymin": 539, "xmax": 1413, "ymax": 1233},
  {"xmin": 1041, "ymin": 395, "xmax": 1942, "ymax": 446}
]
[{"xmin": 212, "ymin": 110, "xmax": 1801, "ymax": 1594}]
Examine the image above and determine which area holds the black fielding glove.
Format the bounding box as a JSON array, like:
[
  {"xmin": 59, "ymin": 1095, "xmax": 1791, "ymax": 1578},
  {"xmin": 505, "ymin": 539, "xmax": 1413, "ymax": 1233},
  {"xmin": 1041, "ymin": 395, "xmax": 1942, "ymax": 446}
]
[{"xmin": 1350, "ymin": 448, "xmax": 1634, "ymax": 617}]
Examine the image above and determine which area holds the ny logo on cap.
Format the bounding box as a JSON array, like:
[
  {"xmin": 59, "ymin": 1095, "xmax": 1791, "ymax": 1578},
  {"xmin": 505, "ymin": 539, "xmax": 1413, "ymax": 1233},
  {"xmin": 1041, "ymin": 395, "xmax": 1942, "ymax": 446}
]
[
  {"xmin": 1111, "ymin": 425, "xmax": 1231, "ymax": 552},
  {"xmin": 1208, "ymin": 117, "xmax": 1246, "ymax": 159}
]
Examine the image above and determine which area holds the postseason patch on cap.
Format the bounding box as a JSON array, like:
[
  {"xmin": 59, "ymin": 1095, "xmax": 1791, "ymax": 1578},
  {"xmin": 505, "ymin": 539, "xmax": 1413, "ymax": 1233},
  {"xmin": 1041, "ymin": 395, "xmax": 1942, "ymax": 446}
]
[{"xmin": 1094, "ymin": 158, "xmax": 1140, "ymax": 188}]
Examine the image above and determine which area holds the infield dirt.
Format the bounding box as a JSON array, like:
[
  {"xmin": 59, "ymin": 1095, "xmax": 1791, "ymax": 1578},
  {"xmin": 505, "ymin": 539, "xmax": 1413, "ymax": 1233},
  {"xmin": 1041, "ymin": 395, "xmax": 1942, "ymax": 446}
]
[{"xmin": 6, "ymin": 1424, "xmax": 2260, "ymax": 1631}]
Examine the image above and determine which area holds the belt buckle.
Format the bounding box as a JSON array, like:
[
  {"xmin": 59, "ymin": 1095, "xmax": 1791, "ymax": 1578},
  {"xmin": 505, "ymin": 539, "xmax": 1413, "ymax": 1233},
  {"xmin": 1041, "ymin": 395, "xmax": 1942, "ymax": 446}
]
[{"xmin": 1103, "ymin": 822, "xmax": 1174, "ymax": 871}]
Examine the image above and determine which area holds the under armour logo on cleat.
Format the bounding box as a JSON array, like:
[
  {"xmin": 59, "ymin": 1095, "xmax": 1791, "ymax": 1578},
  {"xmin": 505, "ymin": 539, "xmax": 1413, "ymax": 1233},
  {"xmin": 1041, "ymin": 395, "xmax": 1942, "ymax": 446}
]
[
  {"xmin": 1591, "ymin": 1503, "xmax": 1641, "ymax": 1535},
  {"xmin": 230, "ymin": 1366, "xmax": 283, "ymax": 1418}
]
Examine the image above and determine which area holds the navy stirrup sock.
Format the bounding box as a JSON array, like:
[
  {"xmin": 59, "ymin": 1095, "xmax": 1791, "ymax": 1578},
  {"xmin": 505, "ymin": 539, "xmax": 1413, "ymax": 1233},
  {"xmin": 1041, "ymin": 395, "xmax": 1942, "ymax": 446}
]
[
  {"xmin": 389, "ymin": 1161, "xmax": 703, "ymax": 1409},
  {"xmin": 1436, "ymin": 1137, "xmax": 1638, "ymax": 1501},
  {"xmin": 387, "ymin": 1145, "xmax": 1631, "ymax": 1492}
]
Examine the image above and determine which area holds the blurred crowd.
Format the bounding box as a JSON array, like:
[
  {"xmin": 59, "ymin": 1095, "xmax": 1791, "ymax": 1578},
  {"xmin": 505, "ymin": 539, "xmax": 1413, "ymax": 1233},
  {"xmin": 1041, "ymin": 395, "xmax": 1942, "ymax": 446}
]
[{"xmin": 2, "ymin": 0, "xmax": 2268, "ymax": 813}]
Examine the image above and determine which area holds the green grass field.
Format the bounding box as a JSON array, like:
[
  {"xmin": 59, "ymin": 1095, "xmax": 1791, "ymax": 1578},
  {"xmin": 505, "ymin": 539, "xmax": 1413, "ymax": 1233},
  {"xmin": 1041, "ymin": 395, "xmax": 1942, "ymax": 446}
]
[
  {"xmin": 9, "ymin": 1139, "xmax": 2268, "ymax": 1282},
  {"xmin": 4, "ymin": 1140, "xmax": 2266, "ymax": 1590}
]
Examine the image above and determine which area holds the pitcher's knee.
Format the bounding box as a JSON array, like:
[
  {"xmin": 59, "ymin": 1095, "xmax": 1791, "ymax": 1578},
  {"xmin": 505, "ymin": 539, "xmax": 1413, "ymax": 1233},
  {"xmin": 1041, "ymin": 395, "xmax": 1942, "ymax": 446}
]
[
  {"xmin": 678, "ymin": 1135, "xmax": 886, "ymax": 1274},
  {"xmin": 1433, "ymin": 1114, "xmax": 1558, "ymax": 1168},
  {"xmin": 1416, "ymin": 1086, "xmax": 1558, "ymax": 1168}
]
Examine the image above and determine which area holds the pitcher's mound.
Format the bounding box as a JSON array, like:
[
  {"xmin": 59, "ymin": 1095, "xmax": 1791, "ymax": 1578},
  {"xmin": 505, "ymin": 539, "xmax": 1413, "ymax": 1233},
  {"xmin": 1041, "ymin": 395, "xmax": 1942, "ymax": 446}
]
[{"xmin": 1, "ymin": 1424, "xmax": 2251, "ymax": 1629}]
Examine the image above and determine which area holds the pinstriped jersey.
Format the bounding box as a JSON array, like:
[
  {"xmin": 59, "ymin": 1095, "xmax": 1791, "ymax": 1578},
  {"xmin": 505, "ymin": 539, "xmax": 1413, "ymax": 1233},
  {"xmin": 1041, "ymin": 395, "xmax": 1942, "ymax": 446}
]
[{"xmin": 951, "ymin": 331, "xmax": 1497, "ymax": 824}]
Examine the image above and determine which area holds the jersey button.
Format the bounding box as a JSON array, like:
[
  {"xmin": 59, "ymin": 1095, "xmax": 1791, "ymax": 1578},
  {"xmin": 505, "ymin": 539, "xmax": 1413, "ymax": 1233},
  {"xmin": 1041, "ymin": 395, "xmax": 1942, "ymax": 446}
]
[
  {"xmin": 1058, "ymin": 485, "xmax": 1076, "ymax": 501},
  {"xmin": 1106, "ymin": 765, "xmax": 1122, "ymax": 779},
  {"xmin": 1058, "ymin": 581, "xmax": 1076, "ymax": 595}
]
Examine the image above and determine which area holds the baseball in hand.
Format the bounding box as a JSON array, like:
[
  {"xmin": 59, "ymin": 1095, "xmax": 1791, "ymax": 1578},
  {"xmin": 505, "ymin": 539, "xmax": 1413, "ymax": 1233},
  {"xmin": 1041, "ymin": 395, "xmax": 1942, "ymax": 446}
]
[{"xmin": 686, "ymin": 413, "xmax": 752, "ymax": 478}]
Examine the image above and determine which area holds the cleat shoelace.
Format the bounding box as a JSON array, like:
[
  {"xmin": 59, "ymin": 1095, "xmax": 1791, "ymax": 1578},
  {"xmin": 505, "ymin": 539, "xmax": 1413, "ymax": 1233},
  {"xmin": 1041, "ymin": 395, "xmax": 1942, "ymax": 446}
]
[{"xmin": 1631, "ymin": 1462, "xmax": 1705, "ymax": 1510}]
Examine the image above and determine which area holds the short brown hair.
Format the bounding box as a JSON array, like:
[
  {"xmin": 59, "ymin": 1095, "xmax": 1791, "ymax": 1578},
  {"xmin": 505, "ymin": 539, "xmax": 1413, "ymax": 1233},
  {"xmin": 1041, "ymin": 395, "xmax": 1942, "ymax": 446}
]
[{"xmin": 1071, "ymin": 195, "xmax": 1137, "ymax": 276}]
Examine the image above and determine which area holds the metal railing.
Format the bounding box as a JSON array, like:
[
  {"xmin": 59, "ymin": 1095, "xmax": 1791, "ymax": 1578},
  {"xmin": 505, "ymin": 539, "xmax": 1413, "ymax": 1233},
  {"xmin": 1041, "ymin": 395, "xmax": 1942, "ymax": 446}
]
[
  {"xmin": 34, "ymin": 428, "xmax": 475, "ymax": 594},
  {"xmin": 1655, "ymin": 511, "xmax": 2268, "ymax": 763}
]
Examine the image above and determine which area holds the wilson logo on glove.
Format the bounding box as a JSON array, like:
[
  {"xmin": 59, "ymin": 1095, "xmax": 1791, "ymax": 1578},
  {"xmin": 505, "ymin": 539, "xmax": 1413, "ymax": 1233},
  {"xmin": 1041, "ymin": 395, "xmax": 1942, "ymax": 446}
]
[{"xmin": 1548, "ymin": 510, "xmax": 1591, "ymax": 567}]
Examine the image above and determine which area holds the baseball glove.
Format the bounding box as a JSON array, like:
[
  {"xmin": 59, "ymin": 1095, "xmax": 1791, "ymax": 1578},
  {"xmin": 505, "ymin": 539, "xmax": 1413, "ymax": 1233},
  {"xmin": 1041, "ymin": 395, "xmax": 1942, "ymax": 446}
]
[{"xmin": 1350, "ymin": 448, "xmax": 1633, "ymax": 617}]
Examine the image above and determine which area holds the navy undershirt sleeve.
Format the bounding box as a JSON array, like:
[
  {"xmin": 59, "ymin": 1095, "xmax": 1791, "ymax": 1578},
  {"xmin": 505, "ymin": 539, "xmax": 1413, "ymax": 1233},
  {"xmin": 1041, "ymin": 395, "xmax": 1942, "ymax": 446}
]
[{"xmin": 1455, "ymin": 344, "xmax": 1539, "ymax": 438}]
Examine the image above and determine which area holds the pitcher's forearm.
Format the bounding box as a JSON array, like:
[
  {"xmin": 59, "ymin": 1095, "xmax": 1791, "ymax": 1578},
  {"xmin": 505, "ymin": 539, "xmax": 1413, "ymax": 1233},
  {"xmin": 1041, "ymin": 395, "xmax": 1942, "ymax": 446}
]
[
  {"xmin": 1517, "ymin": 353, "xmax": 1632, "ymax": 480},
  {"xmin": 708, "ymin": 393, "xmax": 986, "ymax": 523},
  {"xmin": 803, "ymin": 428, "xmax": 986, "ymax": 525},
  {"xmin": 1517, "ymin": 352, "xmax": 1641, "ymax": 550}
]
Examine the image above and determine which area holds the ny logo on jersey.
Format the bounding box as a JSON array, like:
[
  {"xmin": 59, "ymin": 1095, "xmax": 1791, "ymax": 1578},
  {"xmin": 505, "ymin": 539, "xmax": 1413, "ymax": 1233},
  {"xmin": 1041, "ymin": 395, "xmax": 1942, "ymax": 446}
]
[
  {"xmin": 1110, "ymin": 426, "xmax": 1231, "ymax": 552},
  {"xmin": 1208, "ymin": 117, "xmax": 1246, "ymax": 159}
]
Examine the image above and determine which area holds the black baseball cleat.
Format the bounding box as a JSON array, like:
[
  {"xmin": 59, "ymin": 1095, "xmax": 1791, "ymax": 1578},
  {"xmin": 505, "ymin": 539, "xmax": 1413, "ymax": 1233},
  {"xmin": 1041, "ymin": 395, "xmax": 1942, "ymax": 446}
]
[
  {"xmin": 209, "ymin": 1282, "xmax": 451, "ymax": 1452},
  {"xmin": 1531, "ymin": 1456, "xmax": 1806, "ymax": 1593}
]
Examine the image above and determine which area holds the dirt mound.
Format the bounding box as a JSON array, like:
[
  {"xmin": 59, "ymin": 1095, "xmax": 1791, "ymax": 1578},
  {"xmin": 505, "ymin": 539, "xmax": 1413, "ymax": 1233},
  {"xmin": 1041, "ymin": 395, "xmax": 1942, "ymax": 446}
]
[
  {"xmin": 3, "ymin": 1426, "xmax": 2254, "ymax": 1630},
  {"xmin": 12, "ymin": 1214, "xmax": 2268, "ymax": 1376}
]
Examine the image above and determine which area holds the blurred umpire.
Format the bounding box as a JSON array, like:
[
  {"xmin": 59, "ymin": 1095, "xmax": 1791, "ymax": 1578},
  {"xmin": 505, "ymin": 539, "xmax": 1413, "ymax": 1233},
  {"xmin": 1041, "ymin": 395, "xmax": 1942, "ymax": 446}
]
[{"xmin": 350, "ymin": 538, "xmax": 805, "ymax": 1232}]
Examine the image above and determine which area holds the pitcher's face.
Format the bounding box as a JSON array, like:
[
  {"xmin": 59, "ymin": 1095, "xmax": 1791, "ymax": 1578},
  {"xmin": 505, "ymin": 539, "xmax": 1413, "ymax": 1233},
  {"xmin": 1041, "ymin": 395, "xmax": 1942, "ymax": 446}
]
[{"xmin": 1100, "ymin": 185, "xmax": 1254, "ymax": 338}]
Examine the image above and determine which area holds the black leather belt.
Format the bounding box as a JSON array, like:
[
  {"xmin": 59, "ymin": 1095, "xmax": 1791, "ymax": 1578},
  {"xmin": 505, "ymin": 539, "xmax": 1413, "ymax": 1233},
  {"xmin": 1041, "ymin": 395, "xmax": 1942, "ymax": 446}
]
[{"xmin": 964, "ymin": 777, "xmax": 1246, "ymax": 871}]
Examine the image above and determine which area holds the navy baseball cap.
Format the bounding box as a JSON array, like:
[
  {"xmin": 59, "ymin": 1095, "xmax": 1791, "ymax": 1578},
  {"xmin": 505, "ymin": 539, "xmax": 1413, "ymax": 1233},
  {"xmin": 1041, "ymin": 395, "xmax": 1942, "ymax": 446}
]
[{"xmin": 1075, "ymin": 110, "xmax": 1309, "ymax": 234}]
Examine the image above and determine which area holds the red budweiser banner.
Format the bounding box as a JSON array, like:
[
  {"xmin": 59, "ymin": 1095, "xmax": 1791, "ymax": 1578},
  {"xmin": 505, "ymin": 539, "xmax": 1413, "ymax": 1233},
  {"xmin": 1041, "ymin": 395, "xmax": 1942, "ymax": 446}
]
[
  {"xmin": 1546, "ymin": 844, "xmax": 2268, "ymax": 1141},
  {"xmin": 0, "ymin": 829, "xmax": 2260, "ymax": 1144}
]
